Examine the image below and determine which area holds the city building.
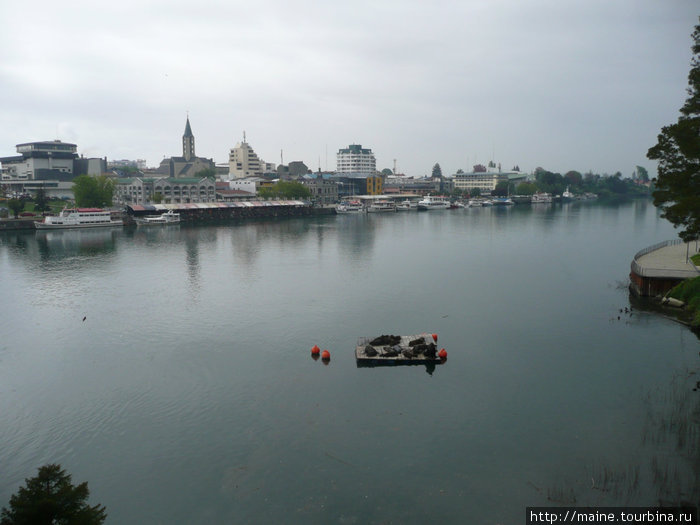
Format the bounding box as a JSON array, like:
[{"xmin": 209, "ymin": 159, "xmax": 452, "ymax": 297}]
[
  {"xmin": 336, "ymin": 144, "xmax": 376, "ymax": 178},
  {"xmin": 452, "ymin": 171, "xmax": 507, "ymax": 194},
  {"xmin": 115, "ymin": 177, "xmax": 216, "ymax": 205},
  {"xmin": 157, "ymin": 117, "xmax": 215, "ymax": 178},
  {"xmin": 0, "ymin": 140, "xmax": 106, "ymax": 198},
  {"xmin": 228, "ymin": 133, "xmax": 274, "ymax": 179},
  {"xmin": 300, "ymin": 175, "xmax": 338, "ymax": 205}
]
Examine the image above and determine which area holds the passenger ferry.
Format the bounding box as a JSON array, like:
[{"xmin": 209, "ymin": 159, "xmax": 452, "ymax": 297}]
[
  {"xmin": 417, "ymin": 195, "xmax": 450, "ymax": 210},
  {"xmin": 134, "ymin": 210, "xmax": 181, "ymax": 226},
  {"xmin": 336, "ymin": 201, "xmax": 364, "ymax": 214},
  {"xmin": 367, "ymin": 200, "xmax": 397, "ymax": 213},
  {"xmin": 36, "ymin": 208, "xmax": 123, "ymax": 229}
]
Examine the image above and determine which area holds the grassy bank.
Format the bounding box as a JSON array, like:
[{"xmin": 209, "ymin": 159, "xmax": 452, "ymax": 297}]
[{"xmin": 668, "ymin": 276, "xmax": 700, "ymax": 327}]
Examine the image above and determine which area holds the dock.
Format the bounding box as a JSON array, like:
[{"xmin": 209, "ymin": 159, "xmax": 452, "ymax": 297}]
[{"xmin": 355, "ymin": 333, "xmax": 445, "ymax": 367}]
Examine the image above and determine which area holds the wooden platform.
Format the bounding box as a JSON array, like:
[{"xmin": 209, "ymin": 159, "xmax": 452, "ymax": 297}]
[{"xmin": 355, "ymin": 334, "xmax": 445, "ymax": 367}]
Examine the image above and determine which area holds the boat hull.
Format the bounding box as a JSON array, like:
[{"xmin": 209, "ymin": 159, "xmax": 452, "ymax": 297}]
[{"xmin": 35, "ymin": 221, "xmax": 123, "ymax": 229}]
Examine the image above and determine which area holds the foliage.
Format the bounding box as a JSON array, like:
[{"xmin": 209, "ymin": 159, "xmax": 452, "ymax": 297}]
[
  {"xmin": 1, "ymin": 464, "xmax": 106, "ymax": 525},
  {"xmin": 431, "ymin": 163, "xmax": 442, "ymax": 178},
  {"xmin": 668, "ymin": 275, "xmax": 700, "ymax": 327},
  {"xmin": 381, "ymin": 168, "xmax": 393, "ymax": 175},
  {"xmin": 259, "ymin": 180, "xmax": 310, "ymax": 200},
  {"xmin": 515, "ymin": 182, "xmax": 537, "ymax": 195},
  {"xmin": 33, "ymin": 188, "xmax": 50, "ymax": 213},
  {"xmin": 564, "ymin": 171, "xmax": 583, "ymax": 186},
  {"xmin": 7, "ymin": 199, "xmax": 25, "ymax": 218},
  {"xmin": 492, "ymin": 181, "xmax": 510, "ymax": 196},
  {"xmin": 456, "ymin": 169, "xmax": 464, "ymax": 174},
  {"xmin": 470, "ymin": 187, "xmax": 481, "ymax": 197},
  {"xmin": 194, "ymin": 168, "xmax": 217, "ymax": 180},
  {"xmin": 72, "ymin": 175, "xmax": 115, "ymax": 207},
  {"xmin": 647, "ymin": 20, "xmax": 700, "ymax": 242},
  {"xmin": 152, "ymin": 192, "xmax": 164, "ymax": 204},
  {"xmin": 635, "ymin": 165, "xmax": 650, "ymax": 182}
]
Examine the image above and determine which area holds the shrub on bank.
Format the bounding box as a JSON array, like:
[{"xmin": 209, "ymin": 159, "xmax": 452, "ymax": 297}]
[{"xmin": 668, "ymin": 276, "xmax": 700, "ymax": 327}]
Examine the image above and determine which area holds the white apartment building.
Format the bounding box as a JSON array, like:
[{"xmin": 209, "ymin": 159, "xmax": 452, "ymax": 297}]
[
  {"xmin": 228, "ymin": 134, "xmax": 274, "ymax": 179},
  {"xmin": 336, "ymin": 144, "xmax": 376, "ymax": 178},
  {"xmin": 453, "ymin": 171, "xmax": 507, "ymax": 194}
]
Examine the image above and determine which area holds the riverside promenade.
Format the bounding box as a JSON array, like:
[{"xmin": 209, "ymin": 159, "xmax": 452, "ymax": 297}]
[{"xmin": 630, "ymin": 239, "xmax": 700, "ymax": 296}]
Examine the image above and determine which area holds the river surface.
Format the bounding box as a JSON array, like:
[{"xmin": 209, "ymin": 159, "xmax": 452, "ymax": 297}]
[{"xmin": 1, "ymin": 200, "xmax": 698, "ymax": 524}]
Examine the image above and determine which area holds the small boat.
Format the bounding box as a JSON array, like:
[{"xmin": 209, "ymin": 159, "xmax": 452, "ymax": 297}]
[
  {"xmin": 336, "ymin": 201, "xmax": 364, "ymax": 213},
  {"xmin": 491, "ymin": 197, "xmax": 514, "ymax": 206},
  {"xmin": 417, "ymin": 195, "xmax": 450, "ymax": 210},
  {"xmin": 561, "ymin": 186, "xmax": 575, "ymax": 202},
  {"xmin": 134, "ymin": 210, "xmax": 180, "ymax": 226},
  {"xmin": 449, "ymin": 201, "xmax": 465, "ymax": 209},
  {"xmin": 396, "ymin": 199, "xmax": 418, "ymax": 211},
  {"xmin": 531, "ymin": 192, "xmax": 552, "ymax": 203},
  {"xmin": 367, "ymin": 200, "xmax": 397, "ymax": 213},
  {"xmin": 36, "ymin": 208, "xmax": 123, "ymax": 229}
]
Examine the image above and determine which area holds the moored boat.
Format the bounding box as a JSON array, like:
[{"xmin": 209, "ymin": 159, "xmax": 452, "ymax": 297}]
[
  {"xmin": 35, "ymin": 208, "xmax": 123, "ymax": 229},
  {"xmin": 531, "ymin": 192, "xmax": 553, "ymax": 203},
  {"xmin": 336, "ymin": 201, "xmax": 364, "ymax": 213},
  {"xmin": 396, "ymin": 199, "xmax": 418, "ymax": 211},
  {"xmin": 367, "ymin": 200, "xmax": 397, "ymax": 213},
  {"xmin": 134, "ymin": 210, "xmax": 180, "ymax": 226},
  {"xmin": 417, "ymin": 195, "xmax": 450, "ymax": 210}
]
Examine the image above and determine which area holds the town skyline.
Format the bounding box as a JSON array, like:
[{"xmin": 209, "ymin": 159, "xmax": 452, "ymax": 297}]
[{"xmin": 0, "ymin": 1, "xmax": 697, "ymax": 177}]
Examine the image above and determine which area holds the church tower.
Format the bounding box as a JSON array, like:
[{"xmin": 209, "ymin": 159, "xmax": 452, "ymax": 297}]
[{"xmin": 183, "ymin": 116, "xmax": 195, "ymax": 161}]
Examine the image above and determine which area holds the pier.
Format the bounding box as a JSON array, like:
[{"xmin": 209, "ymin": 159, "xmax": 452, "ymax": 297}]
[{"xmin": 630, "ymin": 239, "xmax": 700, "ymax": 296}]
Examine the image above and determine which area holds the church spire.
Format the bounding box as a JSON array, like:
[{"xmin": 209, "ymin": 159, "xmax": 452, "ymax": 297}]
[{"xmin": 183, "ymin": 115, "xmax": 195, "ymax": 161}]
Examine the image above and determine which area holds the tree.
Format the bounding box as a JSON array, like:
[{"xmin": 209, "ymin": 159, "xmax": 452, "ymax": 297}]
[
  {"xmin": 152, "ymin": 192, "xmax": 164, "ymax": 204},
  {"xmin": 7, "ymin": 199, "xmax": 25, "ymax": 218},
  {"xmin": 72, "ymin": 175, "xmax": 115, "ymax": 207},
  {"xmin": 647, "ymin": 20, "xmax": 700, "ymax": 241},
  {"xmin": 564, "ymin": 171, "xmax": 583, "ymax": 187},
  {"xmin": 194, "ymin": 167, "xmax": 217, "ymax": 180},
  {"xmin": 515, "ymin": 182, "xmax": 537, "ymax": 195},
  {"xmin": 431, "ymin": 163, "xmax": 442, "ymax": 178},
  {"xmin": 381, "ymin": 168, "xmax": 393, "ymax": 176},
  {"xmin": 470, "ymin": 187, "xmax": 481, "ymax": 197},
  {"xmin": 456, "ymin": 169, "xmax": 464, "ymax": 175},
  {"xmin": 635, "ymin": 165, "xmax": 650, "ymax": 182},
  {"xmin": 33, "ymin": 188, "xmax": 50, "ymax": 213},
  {"xmin": 492, "ymin": 181, "xmax": 510, "ymax": 196},
  {"xmin": 1, "ymin": 464, "xmax": 106, "ymax": 525},
  {"xmin": 258, "ymin": 181, "xmax": 310, "ymax": 200}
]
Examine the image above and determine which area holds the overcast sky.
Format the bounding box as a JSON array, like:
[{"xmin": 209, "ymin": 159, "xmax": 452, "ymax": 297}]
[{"xmin": 0, "ymin": 1, "xmax": 697, "ymax": 177}]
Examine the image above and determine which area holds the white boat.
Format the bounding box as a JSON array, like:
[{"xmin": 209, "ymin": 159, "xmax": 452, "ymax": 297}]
[
  {"xmin": 396, "ymin": 199, "xmax": 418, "ymax": 211},
  {"xmin": 491, "ymin": 197, "xmax": 514, "ymax": 206},
  {"xmin": 417, "ymin": 195, "xmax": 450, "ymax": 211},
  {"xmin": 531, "ymin": 192, "xmax": 553, "ymax": 203},
  {"xmin": 562, "ymin": 186, "xmax": 575, "ymax": 201},
  {"xmin": 367, "ymin": 200, "xmax": 397, "ymax": 213},
  {"xmin": 135, "ymin": 210, "xmax": 180, "ymax": 226},
  {"xmin": 35, "ymin": 208, "xmax": 123, "ymax": 229},
  {"xmin": 336, "ymin": 201, "xmax": 364, "ymax": 214}
]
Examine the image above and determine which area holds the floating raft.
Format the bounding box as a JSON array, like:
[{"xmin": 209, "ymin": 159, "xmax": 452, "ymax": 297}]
[{"xmin": 355, "ymin": 333, "xmax": 445, "ymax": 367}]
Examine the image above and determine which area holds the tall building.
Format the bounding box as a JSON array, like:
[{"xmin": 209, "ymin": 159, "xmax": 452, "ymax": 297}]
[
  {"xmin": 158, "ymin": 117, "xmax": 215, "ymax": 178},
  {"xmin": 228, "ymin": 133, "xmax": 274, "ymax": 179},
  {"xmin": 336, "ymin": 144, "xmax": 376, "ymax": 178}
]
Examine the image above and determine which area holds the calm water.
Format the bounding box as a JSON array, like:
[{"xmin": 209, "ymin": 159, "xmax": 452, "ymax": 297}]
[{"xmin": 1, "ymin": 200, "xmax": 698, "ymax": 524}]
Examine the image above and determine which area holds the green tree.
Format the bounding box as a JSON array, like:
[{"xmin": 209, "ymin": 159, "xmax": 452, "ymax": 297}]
[
  {"xmin": 258, "ymin": 181, "xmax": 311, "ymax": 200},
  {"xmin": 432, "ymin": 163, "xmax": 442, "ymax": 178},
  {"xmin": 7, "ymin": 199, "xmax": 25, "ymax": 218},
  {"xmin": 381, "ymin": 168, "xmax": 393, "ymax": 176},
  {"xmin": 1, "ymin": 464, "xmax": 106, "ymax": 525},
  {"xmin": 647, "ymin": 20, "xmax": 700, "ymax": 241},
  {"xmin": 635, "ymin": 165, "xmax": 650, "ymax": 182},
  {"xmin": 564, "ymin": 171, "xmax": 583, "ymax": 187},
  {"xmin": 152, "ymin": 192, "xmax": 164, "ymax": 204},
  {"xmin": 470, "ymin": 187, "xmax": 481, "ymax": 197},
  {"xmin": 194, "ymin": 167, "xmax": 217, "ymax": 180},
  {"xmin": 33, "ymin": 188, "xmax": 50, "ymax": 213},
  {"xmin": 72, "ymin": 175, "xmax": 115, "ymax": 207},
  {"xmin": 515, "ymin": 182, "xmax": 537, "ymax": 195},
  {"xmin": 492, "ymin": 180, "xmax": 510, "ymax": 196}
]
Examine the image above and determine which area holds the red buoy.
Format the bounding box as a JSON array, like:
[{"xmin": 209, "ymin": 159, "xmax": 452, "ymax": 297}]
[
  {"xmin": 321, "ymin": 350, "xmax": 331, "ymax": 360},
  {"xmin": 311, "ymin": 345, "xmax": 320, "ymax": 355},
  {"xmin": 432, "ymin": 333, "xmax": 438, "ymax": 342},
  {"xmin": 438, "ymin": 348, "xmax": 447, "ymax": 359}
]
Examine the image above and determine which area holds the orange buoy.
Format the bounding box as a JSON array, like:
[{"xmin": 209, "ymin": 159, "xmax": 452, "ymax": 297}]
[
  {"xmin": 432, "ymin": 333, "xmax": 438, "ymax": 342},
  {"xmin": 438, "ymin": 348, "xmax": 447, "ymax": 359},
  {"xmin": 321, "ymin": 349, "xmax": 331, "ymax": 360},
  {"xmin": 311, "ymin": 345, "xmax": 320, "ymax": 355}
]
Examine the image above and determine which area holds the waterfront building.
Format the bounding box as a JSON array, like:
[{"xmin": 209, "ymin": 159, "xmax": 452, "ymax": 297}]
[
  {"xmin": 157, "ymin": 117, "xmax": 215, "ymax": 178},
  {"xmin": 0, "ymin": 140, "xmax": 106, "ymax": 198},
  {"xmin": 336, "ymin": 144, "xmax": 376, "ymax": 178},
  {"xmin": 228, "ymin": 134, "xmax": 274, "ymax": 179},
  {"xmin": 383, "ymin": 176, "xmax": 440, "ymax": 196},
  {"xmin": 300, "ymin": 175, "xmax": 338, "ymax": 205},
  {"xmin": 115, "ymin": 177, "xmax": 216, "ymax": 205},
  {"xmin": 453, "ymin": 171, "xmax": 507, "ymax": 194}
]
